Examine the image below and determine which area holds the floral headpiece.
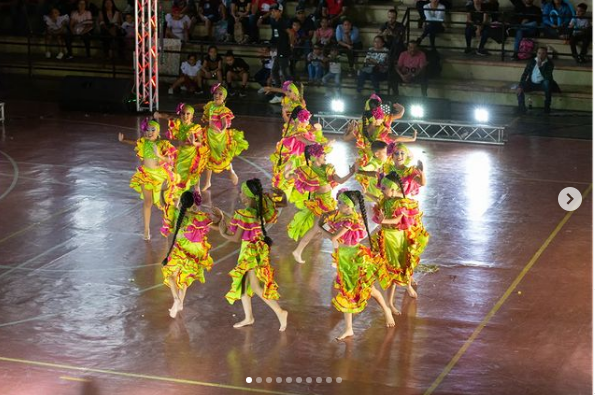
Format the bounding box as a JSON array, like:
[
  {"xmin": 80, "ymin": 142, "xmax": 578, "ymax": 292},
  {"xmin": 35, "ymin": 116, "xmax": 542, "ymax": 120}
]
[
  {"xmin": 141, "ymin": 118, "xmax": 159, "ymax": 134},
  {"xmin": 211, "ymin": 83, "xmax": 228, "ymax": 99},
  {"xmin": 297, "ymin": 109, "xmax": 311, "ymax": 123},
  {"xmin": 306, "ymin": 143, "xmax": 325, "ymax": 158},
  {"xmin": 371, "ymin": 106, "xmax": 384, "ymax": 120},
  {"xmin": 192, "ymin": 189, "xmax": 202, "ymax": 206}
]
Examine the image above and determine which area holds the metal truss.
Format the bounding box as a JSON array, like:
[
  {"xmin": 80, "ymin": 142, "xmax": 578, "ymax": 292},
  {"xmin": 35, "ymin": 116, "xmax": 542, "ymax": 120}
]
[
  {"xmin": 314, "ymin": 114, "xmax": 507, "ymax": 145},
  {"xmin": 134, "ymin": 0, "xmax": 159, "ymax": 112}
]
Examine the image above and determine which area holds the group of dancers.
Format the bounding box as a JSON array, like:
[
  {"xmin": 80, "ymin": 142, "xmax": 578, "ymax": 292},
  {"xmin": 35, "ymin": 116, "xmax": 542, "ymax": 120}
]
[{"xmin": 119, "ymin": 81, "xmax": 429, "ymax": 340}]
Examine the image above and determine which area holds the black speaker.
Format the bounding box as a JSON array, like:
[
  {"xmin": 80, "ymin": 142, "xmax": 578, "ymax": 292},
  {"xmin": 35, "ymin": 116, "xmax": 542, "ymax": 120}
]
[{"xmin": 60, "ymin": 76, "xmax": 134, "ymax": 112}]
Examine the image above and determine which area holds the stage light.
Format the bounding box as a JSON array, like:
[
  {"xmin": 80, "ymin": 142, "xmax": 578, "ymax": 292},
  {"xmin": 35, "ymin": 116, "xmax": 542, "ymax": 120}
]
[
  {"xmin": 474, "ymin": 107, "xmax": 489, "ymax": 123},
  {"xmin": 410, "ymin": 104, "xmax": 424, "ymax": 118},
  {"xmin": 331, "ymin": 99, "xmax": 345, "ymax": 113}
]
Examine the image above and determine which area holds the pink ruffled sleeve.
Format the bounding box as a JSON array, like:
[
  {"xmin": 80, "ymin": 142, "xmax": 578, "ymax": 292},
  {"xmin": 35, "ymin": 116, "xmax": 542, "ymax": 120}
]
[
  {"xmin": 184, "ymin": 213, "xmax": 213, "ymax": 242},
  {"xmin": 293, "ymin": 167, "xmax": 321, "ymax": 193}
]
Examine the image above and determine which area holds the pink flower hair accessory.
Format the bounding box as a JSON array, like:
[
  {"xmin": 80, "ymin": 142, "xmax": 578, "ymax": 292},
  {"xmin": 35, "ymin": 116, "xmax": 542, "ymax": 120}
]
[
  {"xmin": 175, "ymin": 102, "xmax": 185, "ymax": 115},
  {"xmin": 140, "ymin": 118, "xmax": 149, "ymax": 133},
  {"xmin": 210, "ymin": 83, "xmax": 221, "ymax": 94},
  {"xmin": 369, "ymin": 93, "xmax": 382, "ymax": 103},
  {"xmin": 371, "ymin": 106, "xmax": 384, "ymax": 120},
  {"xmin": 306, "ymin": 143, "xmax": 325, "ymax": 158},
  {"xmin": 282, "ymin": 80, "xmax": 293, "ymax": 91},
  {"xmin": 386, "ymin": 142, "xmax": 396, "ymax": 156},
  {"xmin": 297, "ymin": 109, "xmax": 311, "ymax": 123},
  {"xmin": 192, "ymin": 189, "xmax": 202, "ymax": 206}
]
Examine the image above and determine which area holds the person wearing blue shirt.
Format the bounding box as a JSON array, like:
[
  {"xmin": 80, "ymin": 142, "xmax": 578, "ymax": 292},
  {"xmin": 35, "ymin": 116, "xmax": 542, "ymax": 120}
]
[
  {"xmin": 335, "ymin": 19, "xmax": 362, "ymax": 74},
  {"xmin": 542, "ymin": 0, "xmax": 574, "ymax": 38}
]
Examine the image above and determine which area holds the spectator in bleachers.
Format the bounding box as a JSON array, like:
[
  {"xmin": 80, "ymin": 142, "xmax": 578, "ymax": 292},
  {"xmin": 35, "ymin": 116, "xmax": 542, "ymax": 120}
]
[
  {"xmin": 379, "ymin": 9, "xmax": 406, "ymax": 55},
  {"xmin": 289, "ymin": 19, "xmax": 308, "ymax": 75},
  {"xmin": 307, "ymin": 43, "xmax": 325, "ymax": 84},
  {"xmin": 224, "ymin": 50, "xmax": 250, "ymax": 97},
  {"xmin": 419, "ymin": 0, "xmax": 445, "ymax": 51},
  {"xmin": 197, "ymin": 0, "xmax": 226, "ymax": 40},
  {"xmin": 166, "ymin": 6, "xmax": 192, "ymax": 41},
  {"xmin": 509, "ymin": 0, "xmax": 541, "ymax": 60},
  {"xmin": 252, "ymin": 0, "xmax": 276, "ymax": 42},
  {"xmin": 269, "ymin": 3, "xmax": 293, "ymax": 103},
  {"xmin": 516, "ymin": 46, "xmax": 559, "ymax": 114},
  {"xmin": 356, "ymin": 35, "xmax": 389, "ymax": 95},
  {"xmin": 228, "ymin": 0, "xmax": 252, "ymax": 43},
  {"xmin": 335, "ymin": 19, "xmax": 362, "ymax": 75},
  {"xmin": 98, "ymin": 0, "xmax": 122, "ymax": 59},
  {"xmin": 324, "ymin": 0, "xmax": 346, "ymax": 27},
  {"xmin": 44, "ymin": 7, "xmax": 69, "ymax": 59},
  {"xmin": 314, "ymin": 16, "xmax": 335, "ymax": 47},
  {"xmin": 568, "ymin": 3, "xmax": 591, "ymax": 63},
  {"xmin": 169, "ymin": 53, "xmax": 202, "ymax": 94},
  {"xmin": 465, "ymin": 0, "xmax": 491, "ymax": 56},
  {"xmin": 67, "ymin": 0, "xmax": 94, "ymax": 58},
  {"xmin": 199, "ymin": 45, "xmax": 223, "ymax": 86},
  {"xmin": 390, "ymin": 40, "xmax": 428, "ymax": 97},
  {"xmin": 174, "ymin": 0, "xmax": 199, "ymax": 38},
  {"xmin": 322, "ymin": 45, "xmax": 342, "ymax": 96},
  {"xmin": 293, "ymin": 6, "xmax": 315, "ymax": 43},
  {"xmin": 121, "ymin": 13, "xmax": 135, "ymax": 60},
  {"xmin": 415, "ymin": 0, "xmax": 451, "ymax": 29},
  {"xmin": 255, "ymin": 46, "xmax": 275, "ymax": 92},
  {"xmin": 542, "ymin": 0, "xmax": 573, "ymax": 39}
]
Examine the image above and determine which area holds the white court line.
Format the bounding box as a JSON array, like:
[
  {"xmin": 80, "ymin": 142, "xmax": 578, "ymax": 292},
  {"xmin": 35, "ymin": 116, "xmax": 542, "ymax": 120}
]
[
  {"xmin": 0, "ymin": 240, "xmax": 73, "ymax": 280},
  {"xmin": 0, "ymin": 150, "xmax": 19, "ymax": 202},
  {"xmin": 0, "ymin": 313, "xmax": 62, "ymax": 328}
]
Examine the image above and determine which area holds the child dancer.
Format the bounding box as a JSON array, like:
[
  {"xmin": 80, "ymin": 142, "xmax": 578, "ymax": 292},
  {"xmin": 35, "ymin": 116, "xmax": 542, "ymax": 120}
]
[
  {"xmin": 118, "ymin": 119, "xmax": 177, "ymax": 240},
  {"xmin": 264, "ymin": 81, "xmax": 307, "ymax": 123},
  {"xmin": 372, "ymin": 172, "xmax": 429, "ymax": 313},
  {"xmin": 355, "ymin": 140, "xmax": 389, "ymax": 200},
  {"xmin": 382, "ymin": 143, "xmax": 426, "ymax": 198},
  {"xmin": 214, "ymin": 179, "xmax": 289, "ymax": 331},
  {"xmin": 161, "ymin": 190, "xmax": 219, "ymax": 318},
  {"xmin": 153, "ymin": 103, "xmax": 209, "ymax": 195},
  {"xmin": 319, "ymin": 189, "xmax": 395, "ymax": 340},
  {"xmin": 288, "ymin": 143, "xmax": 357, "ymax": 264},
  {"xmin": 201, "ymin": 83, "xmax": 249, "ymax": 191}
]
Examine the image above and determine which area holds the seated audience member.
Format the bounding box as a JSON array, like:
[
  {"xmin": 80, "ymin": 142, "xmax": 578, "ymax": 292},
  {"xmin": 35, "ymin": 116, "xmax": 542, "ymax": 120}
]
[
  {"xmin": 199, "ymin": 45, "xmax": 224, "ymax": 86},
  {"xmin": 67, "ymin": 0, "xmax": 94, "ymax": 58},
  {"xmin": 252, "ymin": 0, "xmax": 276, "ymax": 41},
  {"xmin": 98, "ymin": 0, "xmax": 123, "ymax": 59},
  {"xmin": 357, "ymin": 35, "xmax": 389, "ymax": 95},
  {"xmin": 465, "ymin": 0, "xmax": 491, "ymax": 56},
  {"xmin": 44, "ymin": 7, "xmax": 69, "ymax": 59},
  {"xmin": 314, "ymin": 16, "xmax": 335, "ymax": 47},
  {"xmin": 419, "ymin": 0, "xmax": 445, "ymax": 51},
  {"xmin": 228, "ymin": 0, "xmax": 252, "ymax": 43},
  {"xmin": 390, "ymin": 40, "xmax": 428, "ymax": 97},
  {"xmin": 568, "ymin": 2, "xmax": 591, "ymax": 63},
  {"xmin": 335, "ymin": 19, "xmax": 363, "ymax": 75},
  {"xmin": 516, "ymin": 46, "xmax": 560, "ymax": 114},
  {"xmin": 166, "ymin": 6, "xmax": 192, "ymax": 40},
  {"xmin": 322, "ymin": 45, "xmax": 342, "ymax": 96},
  {"xmin": 174, "ymin": 0, "xmax": 199, "ymax": 37},
  {"xmin": 307, "ymin": 43, "xmax": 325, "ymax": 84},
  {"xmin": 198, "ymin": 0, "xmax": 225, "ymax": 40},
  {"xmin": 509, "ymin": 0, "xmax": 541, "ymax": 60},
  {"xmin": 379, "ymin": 8, "xmax": 406, "ymax": 57},
  {"xmin": 169, "ymin": 53, "xmax": 202, "ymax": 94},
  {"xmin": 121, "ymin": 13, "xmax": 135, "ymax": 59},
  {"xmin": 324, "ymin": 0, "xmax": 347, "ymax": 27},
  {"xmin": 255, "ymin": 46, "xmax": 275, "ymax": 92},
  {"xmin": 224, "ymin": 50, "xmax": 250, "ymax": 97},
  {"xmin": 542, "ymin": 0, "xmax": 574, "ymax": 39}
]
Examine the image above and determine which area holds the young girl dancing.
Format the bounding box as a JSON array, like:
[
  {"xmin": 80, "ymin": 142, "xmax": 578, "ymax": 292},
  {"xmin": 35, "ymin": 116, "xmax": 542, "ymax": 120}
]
[
  {"xmin": 161, "ymin": 190, "xmax": 220, "ymax": 318},
  {"xmin": 319, "ymin": 189, "xmax": 395, "ymax": 340},
  {"xmin": 154, "ymin": 103, "xmax": 209, "ymax": 195},
  {"xmin": 118, "ymin": 119, "xmax": 177, "ymax": 240},
  {"xmin": 214, "ymin": 179, "xmax": 288, "ymax": 331},
  {"xmin": 264, "ymin": 81, "xmax": 307, "ymax": 123},
  {"xmin": 372, "ymin": 172, "xmax": 429, "ymax": 314},
  {"xmin": 288, "ymin": 143, "xmax": 357, "ymax": 264},
  {"xmin": 201, "ymin": 83, "xmax": 249, "ymax": 191},
  {"xmin": 382, "ymin": 143, "xmax": 426, "ymax": 198}
]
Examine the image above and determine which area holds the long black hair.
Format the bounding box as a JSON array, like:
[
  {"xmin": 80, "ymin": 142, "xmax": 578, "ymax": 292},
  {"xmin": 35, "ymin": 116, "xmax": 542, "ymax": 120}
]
[
  {"xmin": 277, "ymin": 105, "xmax": 304, "ymax": 167},
  {"xmin": 343, "ymin": 190, "xmax": 374, "ymax": 251},
  {"xmin": 162, "ymin": 191, "xmax": 195, "ymax": 266},
  {"xmin": 385, "ymin": 171, "xmax": 406, "ymax": 198},
  {"xmin": 246, "ymin": 178, "xmax": 273, "ymax": 247},
  {"xmin": 362, "ymin": 99, "xmax": 381, "ymax": 144}
]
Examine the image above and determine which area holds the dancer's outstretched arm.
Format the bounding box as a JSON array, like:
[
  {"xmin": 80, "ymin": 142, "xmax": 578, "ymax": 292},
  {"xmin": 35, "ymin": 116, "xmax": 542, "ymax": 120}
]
[
  {"xmin": 118, "ymin": 133, "xmax": 136, "ymax": 145},
  {"xmin": 333, "ymin": 163, "xmax": 358, "ymax": 184}
]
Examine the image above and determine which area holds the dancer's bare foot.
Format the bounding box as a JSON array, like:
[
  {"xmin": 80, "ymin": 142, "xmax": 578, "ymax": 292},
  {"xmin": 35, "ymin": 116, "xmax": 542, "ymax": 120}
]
[
  {"xmin": 278, "ymin": 310, "xmax": 288, "ymax": 332},
  {"xmin": 229, "ymin": 170, "xmax": 239, "ymax": 186},
  {"xmin": 407, "ymin": 285, "xmax": 418, "ymax": 299},
  {"xmin": 390, "ymin": 305, "xmax": 402, "ymax": 316},
  {"xmin": 233, "ymin": 317, "xmax": 255, "ymax": 328},
  {"xmin": 169, "ymin": 300, "xmax": 180, "ymax": 318},
  {"xmin": 201, "ymin": 181, "xmax": 211, "ymax": 192},
  {"xmin": 143, "ymin": 230, "xmax": 151, "ymax": 241},
  {"xmin": 336, "ymin": 329, "xmax": 354, "ymax": 341},
  {"xmin": 292, "ymin": 250, "xmax": 305, "ymax": 264},
  {"xmin": 385, "ymin": 309, "xmax": 396, "ymax": 327}
]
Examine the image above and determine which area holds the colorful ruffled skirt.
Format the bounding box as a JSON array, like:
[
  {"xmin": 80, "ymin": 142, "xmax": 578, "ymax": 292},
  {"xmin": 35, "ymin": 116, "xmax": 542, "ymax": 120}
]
[
  {"xmin": 175, "ymin": 144, "xmax": 210, "ymax": 190},
  {"xmin": 372, "ymin": 225, "xmax": 429, "ymax": 288},
  {"xmin": 287, "ymin": 191, "xmax": 336, "ymax": 241},
  {"xmin": 225, "ymin": 240, "xmax": 280, "ymax": 304},
  {"xmin": 206, "ymin": 128, "xmax": 249, "ymax": 173},
  {"xmin": 332, "ymin": 244, "xmax": 381, "ymax": 313},
  {"xmin": 162, "ymin": 238, "xmax": 214, "ymax": 289},
  {"xmin": 129, "ymin": 165, "xmax": 176, "ymax": 210}
]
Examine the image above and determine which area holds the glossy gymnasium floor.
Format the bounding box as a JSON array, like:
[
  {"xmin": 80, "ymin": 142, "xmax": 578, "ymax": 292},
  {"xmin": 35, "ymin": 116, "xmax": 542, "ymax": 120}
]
[{"xmin": 0, "ymin": 100, "xmax": 591, "ymax": 395}]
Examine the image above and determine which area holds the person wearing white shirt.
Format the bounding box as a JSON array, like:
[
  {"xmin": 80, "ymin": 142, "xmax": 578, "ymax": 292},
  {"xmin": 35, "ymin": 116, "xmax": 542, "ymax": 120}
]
[
  {"xmin": 419, "ymin": 0, "xmax": 445, "ymax": 50},
  {"xmin": 166, "ymin": 7, "xmax": 192, "ymax": 41},
  {"xmin": 169, "ymin": 54, "xmax": 203, "ymax": 94},
  {"xmin": 44, "ymin": 8, "xmax": 69, "ymax": 59},
  {"xmin": 568, "ymin": 3, "xmax": 591, "ymax": 63},
  {"xmin": 516, "ymin": 46, "xmax": 559, "ymax": 114}
]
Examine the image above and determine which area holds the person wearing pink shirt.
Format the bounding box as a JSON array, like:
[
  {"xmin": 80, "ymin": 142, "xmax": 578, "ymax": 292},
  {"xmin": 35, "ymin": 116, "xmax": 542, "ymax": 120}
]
[{"xmin": 390, "ymin": 40, "xmax": 428, "ymax": 97}]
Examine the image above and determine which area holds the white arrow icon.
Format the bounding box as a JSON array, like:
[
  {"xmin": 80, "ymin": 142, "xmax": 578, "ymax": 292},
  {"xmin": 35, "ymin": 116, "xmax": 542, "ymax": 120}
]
[{"xmin": 558, "ymin": 188, "xmax": 582, "ymax": 211}]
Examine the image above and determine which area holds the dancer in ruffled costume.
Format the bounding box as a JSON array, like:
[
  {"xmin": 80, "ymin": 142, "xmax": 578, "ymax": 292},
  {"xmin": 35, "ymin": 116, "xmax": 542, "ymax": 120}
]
[
  {"xmin": 371, "ymin": 172, "xmax": 429, "ymax": 314},
  {"xmin": 214, "ymin": 179, "xmax": 288, "ymax": 331},
  {"xmin": 201, "ymin": 84, "xmax": 249, "ymax": 191},
  {"xmin": 119, "ymin": 119, "xmax": 177, "ymax": 240},
  {"xmin": 264, "ymin": 81, "xmax": 306, "ymax": 123},
  {"xmin": 381, "ymin": 143, "xmax": 426, "ymax": 199},
  {"xmin": 288, "ymin": 143, "xmax": 357, "ymax": 263},
  {"xmin": 319, "ymin": 189, "xmax": 396, "ymax": 340},
  {"xmin": 161, "ymin": 190, "xmax": 219, "ymax": 318},
  {"xmin": 153, "ymin": 103, "xmax": 209, "ymax": 195}
]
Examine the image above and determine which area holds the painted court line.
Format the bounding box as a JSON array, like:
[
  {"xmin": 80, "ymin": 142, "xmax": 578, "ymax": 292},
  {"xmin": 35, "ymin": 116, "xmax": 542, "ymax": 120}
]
[
  {"xmin": 0, "ymin": 240, "xmax": 73, "ymax": 280},
  {"xmin": 0, "ymin": 356, "xmax": 304, "ymax": 395},
  {"xmin": 0, "ymin": 150, "xmax": 19, "ymax": 202},
  {"xmin": 423, "ymin": 184, "xmax": 592, "ymax": 395},
  {"xmin": 0, "ymin": 313, "xmax": 62, "ymax": 328}
]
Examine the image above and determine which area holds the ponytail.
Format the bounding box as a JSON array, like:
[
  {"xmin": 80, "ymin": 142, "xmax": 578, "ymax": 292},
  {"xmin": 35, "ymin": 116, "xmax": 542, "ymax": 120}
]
[
  {"xmin": 386, "ymin": 171, "xmax": 406, "ymax": 198},
  {"xmin": 247, "ymin": 178, "xmax": 273, "ymax": 247},
  {"xmin": 162, "ymin": 191, "xmax": 194, "ymax": 266}
]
